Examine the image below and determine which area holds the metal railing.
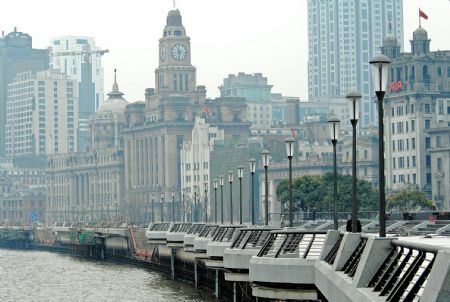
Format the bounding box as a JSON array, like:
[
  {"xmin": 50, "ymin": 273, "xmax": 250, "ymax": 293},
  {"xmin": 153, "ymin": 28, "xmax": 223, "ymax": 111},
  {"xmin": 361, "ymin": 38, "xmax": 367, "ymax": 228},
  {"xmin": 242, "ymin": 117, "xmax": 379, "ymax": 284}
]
[
  {"xmin": 257, "ymin": 230, "xmax": 327, "ymax": 259},
  {"xmin": 212, "ymin": 225, "xmax": 245, "ymax": 243},
  {"xmin": 324, "ymin": 234, "xmax": 344, "ymax": 265},
  {"xmin": 149, "ymin": 222, "xmax": 171, "ymax": 231},
  {"xmin": 198, "ymin": 225, "xmax": 219, "ymax": 238},
  {"xmin": 367, "ymin": 240, "xmax": 437, "ymax": 302},
  {"xmin": 186, "ymin": 223, "xmax": 205, "ymax": 235},
  {"xmin": 170, "ymin": 223, "xmax": 192, "ymax": 233},
  {"xmin": 341, "ymin": 237, "xmax": 367, "ymax": 278},
  {"xmin": 230, "ymin": 227, "xmax": 275, "ymax": 250}
]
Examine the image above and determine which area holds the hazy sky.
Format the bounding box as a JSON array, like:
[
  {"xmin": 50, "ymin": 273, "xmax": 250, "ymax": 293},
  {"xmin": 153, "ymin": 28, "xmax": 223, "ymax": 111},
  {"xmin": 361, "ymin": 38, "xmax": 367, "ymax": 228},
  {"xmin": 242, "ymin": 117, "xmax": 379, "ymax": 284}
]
[{"xmin": 2, "ymin": 0, "xmax": 450, "ymax": 102}]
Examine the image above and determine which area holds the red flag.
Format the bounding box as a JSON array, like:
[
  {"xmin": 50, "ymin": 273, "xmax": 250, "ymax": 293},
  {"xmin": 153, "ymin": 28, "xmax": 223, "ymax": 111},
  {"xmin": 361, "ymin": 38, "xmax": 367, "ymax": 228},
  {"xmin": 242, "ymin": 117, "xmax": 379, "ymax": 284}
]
[{"xmin": 419, "ymin": 9, "xmax": 428, "ymax": 20}]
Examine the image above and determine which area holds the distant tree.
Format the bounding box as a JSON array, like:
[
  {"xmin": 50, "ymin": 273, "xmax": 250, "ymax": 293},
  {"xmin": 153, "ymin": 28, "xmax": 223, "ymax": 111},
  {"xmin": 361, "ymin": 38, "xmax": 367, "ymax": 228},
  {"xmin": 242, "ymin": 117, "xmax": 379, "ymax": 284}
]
[
  {"xmin": 276, "ymin": 173, "xmax": 378, "ymax": 214},
  {"xmin": 387, "ymin": 187, "xmax": 433, "ymax": 212}
]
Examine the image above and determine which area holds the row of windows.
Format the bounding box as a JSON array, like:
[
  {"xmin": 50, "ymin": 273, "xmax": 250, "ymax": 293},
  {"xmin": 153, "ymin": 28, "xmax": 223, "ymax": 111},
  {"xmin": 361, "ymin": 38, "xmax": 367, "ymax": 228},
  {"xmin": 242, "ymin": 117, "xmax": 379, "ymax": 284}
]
[
  {"xmin": 393, "ymin": 173, "xmax": 417, "ymax": 185},
  {"xmin": 392, "ymin": 156, "xmax": 416, "ymax": 169},
  {"xmin": 391, "ymin": 120, "xmax": 415, "ymax": 134},
  {"xmin": 392, "ymin": 138, "xmax": 416, "ymax": 151}
]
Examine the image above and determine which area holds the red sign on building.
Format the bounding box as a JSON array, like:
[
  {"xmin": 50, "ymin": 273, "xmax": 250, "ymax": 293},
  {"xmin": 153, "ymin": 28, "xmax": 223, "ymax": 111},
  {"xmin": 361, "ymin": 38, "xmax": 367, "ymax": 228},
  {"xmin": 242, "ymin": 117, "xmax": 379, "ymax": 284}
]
[{"xmin": 390, "ymin": 81, "xmax": 403, "ymax": 92}]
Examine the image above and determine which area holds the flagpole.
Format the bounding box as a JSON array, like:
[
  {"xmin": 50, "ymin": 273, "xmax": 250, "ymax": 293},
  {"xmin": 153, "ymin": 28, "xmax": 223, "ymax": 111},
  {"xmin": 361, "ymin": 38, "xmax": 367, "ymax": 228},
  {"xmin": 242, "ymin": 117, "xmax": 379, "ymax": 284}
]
[{"xmin": 419, "ymin": 8, "xmax": 421, "ymax": 27}]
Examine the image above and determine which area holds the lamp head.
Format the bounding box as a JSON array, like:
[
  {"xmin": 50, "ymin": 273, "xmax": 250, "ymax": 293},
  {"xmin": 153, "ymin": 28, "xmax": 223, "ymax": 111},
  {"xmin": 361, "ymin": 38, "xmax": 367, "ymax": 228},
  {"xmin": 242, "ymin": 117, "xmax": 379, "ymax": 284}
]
[
  {"xmin": 345, "ymin": 91, "xmax": 362, "ymax": 121},
  {"xmin": 284, "ymin": 137, "xmax": 295, "ymax": 158},
  {"xmin": 237, "ymin": 165, "xmax": 244, "ymax": 179},
  {"xmin": 261, "ymin": 150, "xmax": 271, "ymax": 168},
  {"xmin": 327, "ymin": 116, "xmax": 341, "ymax": 141},
  {"xmin": 249, "ymin": 158, "xmax": 257, "ymax": 173},
  {"xmin": 369, "ymin": 54, "xmax": 391, "ymax": 93},
  {"xmin": 228, "ymin": 171, "xmax": 234, "ymax": 183}
]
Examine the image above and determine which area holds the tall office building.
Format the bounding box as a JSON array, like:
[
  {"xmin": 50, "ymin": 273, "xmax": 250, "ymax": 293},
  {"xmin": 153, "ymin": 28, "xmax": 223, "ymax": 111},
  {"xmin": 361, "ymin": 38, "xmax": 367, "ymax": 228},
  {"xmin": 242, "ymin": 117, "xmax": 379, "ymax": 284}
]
[
  {"xmin": 0, "ymin": 29, "xmax": 49, "ymax": 156},
  {"xmin": 6, "ymin": 70, "xmax": 78, "ymax": 157},
  {"xmin": 49, "ymin": 36, "xmax": 107, "ymax": 152},
  {"xmin": 307, "ymin": 0, "xmax": 403, "ymax": 126}
]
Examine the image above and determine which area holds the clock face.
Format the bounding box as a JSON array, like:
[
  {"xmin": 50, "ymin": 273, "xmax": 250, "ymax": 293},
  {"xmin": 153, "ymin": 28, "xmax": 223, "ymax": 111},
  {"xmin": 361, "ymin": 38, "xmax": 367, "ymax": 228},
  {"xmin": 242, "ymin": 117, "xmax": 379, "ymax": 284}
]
[
  {"xmin": 172, "ymin": 44, "xmax": 187, "ymax": 61},
  {"xmin": 159, "ymin": 46, "xmax": 167, "ymax": 62}
]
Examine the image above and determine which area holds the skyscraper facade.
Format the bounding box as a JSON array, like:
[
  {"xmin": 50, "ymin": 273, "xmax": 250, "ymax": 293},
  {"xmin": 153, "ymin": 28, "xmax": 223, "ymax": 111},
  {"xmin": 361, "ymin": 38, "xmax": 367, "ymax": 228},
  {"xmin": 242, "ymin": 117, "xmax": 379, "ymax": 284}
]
[
  {"xmin": 307, "ymin": 0, "xmax": 403, "ymax": 126},
  {"xmin": 49, "ymin": 36, "xmax": 107, "ymax": 152},
  {"xmin": 6, "ymin": 70, "xmax": 78, "ymax": 157},
  {"xmin": 0, "ymin": 29, "xmax": 49, "ymax": 156}
]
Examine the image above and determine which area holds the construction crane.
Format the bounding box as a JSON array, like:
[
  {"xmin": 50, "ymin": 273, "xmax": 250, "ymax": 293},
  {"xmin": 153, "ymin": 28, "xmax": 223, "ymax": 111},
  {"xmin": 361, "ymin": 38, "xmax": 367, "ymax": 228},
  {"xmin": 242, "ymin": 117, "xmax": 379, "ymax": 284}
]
[{"xmin": 49, "ymin": 44, "xmax": 109, "ymax": 63}]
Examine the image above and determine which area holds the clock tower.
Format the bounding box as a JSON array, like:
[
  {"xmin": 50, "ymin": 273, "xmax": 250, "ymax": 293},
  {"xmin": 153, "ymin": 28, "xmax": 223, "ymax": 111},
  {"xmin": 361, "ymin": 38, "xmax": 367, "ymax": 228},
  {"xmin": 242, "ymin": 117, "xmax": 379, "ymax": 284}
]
[{"xmin": 155, "ymin": 9, "xmax": 197, "ymax": 95}]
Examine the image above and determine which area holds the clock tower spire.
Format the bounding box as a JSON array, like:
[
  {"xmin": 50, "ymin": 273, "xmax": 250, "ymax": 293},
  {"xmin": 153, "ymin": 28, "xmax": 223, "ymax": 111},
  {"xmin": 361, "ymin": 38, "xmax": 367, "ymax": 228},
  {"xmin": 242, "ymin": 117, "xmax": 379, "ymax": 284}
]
[{"xmin": 155, "ymin": 9, "xmax": 197, "ymax": 94}]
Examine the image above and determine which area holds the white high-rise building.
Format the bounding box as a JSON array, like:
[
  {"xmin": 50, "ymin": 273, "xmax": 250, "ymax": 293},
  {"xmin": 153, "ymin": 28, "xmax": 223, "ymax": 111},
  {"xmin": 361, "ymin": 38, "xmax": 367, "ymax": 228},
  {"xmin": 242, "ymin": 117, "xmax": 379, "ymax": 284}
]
[
  {"xmin": 6, "ymin": 70, "xmax": 78, "ymax": 157},
  {"xmin": 308, "ymin": 0, "xmax": 404, "ymax": 126},
  {"xmin": 49, "ymin": 36, "xmax": 107, "ymax": 152}
]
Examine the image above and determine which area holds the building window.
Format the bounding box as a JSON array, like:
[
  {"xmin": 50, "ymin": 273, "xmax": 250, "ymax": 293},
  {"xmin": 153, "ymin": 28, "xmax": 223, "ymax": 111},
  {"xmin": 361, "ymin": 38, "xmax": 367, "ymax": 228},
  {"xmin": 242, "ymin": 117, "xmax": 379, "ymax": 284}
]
[
  {"xmin": 436, "ymin": 136, "xmax": 441, "ymax": 147},
  {"xmin": 173, "ymin": 74, "xmax": 177, "ymax": 91},
  {"xmin": 425, "ymin": 119, "xmax": 430, "ymax": 129},
  {"xmin": 391, "ymin": 123, "xmax": 395, "ymax": 134},
  {"xmin": 425, "ymin": 104, "xmax": 431, "ymax": 113},
  {"xmin": 412, "ymin": 138, "xmax": 416, "ymax": 149},
  {"xmin": 425, "ymin": 137, "xmax": 431, "ymax": 149},
  {"xmin": 426, "ymin": 155, "xmax": 431, "ymax": 168},
  {"xmin": 393, "ymin": 175, "xmax": 397, "ymax": 184},
  {"xmin": 426, "ymin": 173, "xmax": 432, "ymax": 184},
  {"xmin": 438, "ymin": 67, "xmax": 442, "ymax": 77},
  {"xmin": 437, "ymin": 158, "xmax": 442, "ymax": 171},
  {"xmin": 391, "ymin": 107, "xmax": 395, "ymax": 117},
  {"xmin": 412, "ymin": 156, "xmax": 416, "ymax": 167},
  {"xmin": 411, "ymin": 120, "xmax": 415, "ymax": 131},
  {"xmin": 413, "ymin": 173, "xmax": 417, "ymax": 184},
  {"xmin": 393, "ymin": 158, "xmax": 396, "ymax": 169},
  {"xmin": 399, "ymin": 157, "xmax": 404, "ymax": 168}
]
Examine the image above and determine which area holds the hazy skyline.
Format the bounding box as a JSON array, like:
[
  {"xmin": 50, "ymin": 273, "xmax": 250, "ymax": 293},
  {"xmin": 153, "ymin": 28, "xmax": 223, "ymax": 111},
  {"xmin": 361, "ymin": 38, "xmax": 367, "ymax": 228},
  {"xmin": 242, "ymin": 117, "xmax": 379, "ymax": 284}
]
[{"xmin": 2, "ymin": 0, "xmax": 450, "ymax": 103}]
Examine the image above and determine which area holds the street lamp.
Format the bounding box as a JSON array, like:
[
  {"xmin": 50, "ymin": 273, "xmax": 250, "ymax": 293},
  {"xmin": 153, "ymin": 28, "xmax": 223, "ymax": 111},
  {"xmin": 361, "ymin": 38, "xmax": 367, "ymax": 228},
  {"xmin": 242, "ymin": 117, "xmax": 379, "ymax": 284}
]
[
  {"xmin": 181, "ymin": 188, "xmax": 186, "ymax": 223},
  {"xmin": 160, "ymin": 191, "xmax": 165, "ymax": 223},
  {"xmin": 172, "ymin": 189, "xmax": 176, "ymax": 223},
  {"xmin": 219, "ymin": 175, "xmax": 224, "ymax": 224},
  {"xmin": 328, "ymin": 117, "xmax": 341, "ymax": 230},
  {"xmin": 249, "ymin": 158, "xmax": 257, "ymax": 225},
  {"xmin": 213, "ymin": 179, "xmax": 218, "ymax": 223},
  {"xmin": 370, "ymin": 54, "xmax": 391, "ymax": 238},
  {"xmin": 237, "ymin": 165, "xmax": 244, "ymax": 224},
  {"xmin": 228, "ymin": 171, "xmax": 234, "ymax": 224},
  {"xmin": 261, "ymin": 150, "xmax": 271, "ymax": 226},
  {"xmin": 193, "ymin": 185, "xmax": 198, "ymax": 222},
  {"xmin": 346, "ymin": 91, "xmax": 362, "ymax": 233},
  {"xmin": 151, "ymin": 194, "xmax": 155, "ymax": 223},
  {"xmin": 285, "ymin": 137, "xmax": 295, "ymax": 227},
  {"xmin": 204, "ymin": 182, "xmax": 208, "ymax": 223}
]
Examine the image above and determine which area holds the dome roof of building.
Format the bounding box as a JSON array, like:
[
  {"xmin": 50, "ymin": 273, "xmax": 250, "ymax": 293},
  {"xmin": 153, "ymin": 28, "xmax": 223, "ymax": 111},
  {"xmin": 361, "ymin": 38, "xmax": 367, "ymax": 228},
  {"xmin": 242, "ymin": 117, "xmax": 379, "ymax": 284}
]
[
  {"xmin": 413, "ymin": 26, "xmax": 428, "ymax": 40},
  {"xmin": 383, "ymin": 34, "xmax": 398, "ymax": 44},
  {"xmin": 98, "ymin": 69, "xmax": 128, "ymax": 114},
  {"xmin": 167, "ymin": 9, "xmax": 182, "ymax": 26}
]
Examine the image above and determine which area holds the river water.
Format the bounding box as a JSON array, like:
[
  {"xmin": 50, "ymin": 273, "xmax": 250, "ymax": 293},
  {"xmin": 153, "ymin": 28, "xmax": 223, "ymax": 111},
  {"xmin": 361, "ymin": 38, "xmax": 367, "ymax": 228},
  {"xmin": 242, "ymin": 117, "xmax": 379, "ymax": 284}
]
[{"xmin": 0, "ymin": 249, "xmax": 211, "ymax": 302}]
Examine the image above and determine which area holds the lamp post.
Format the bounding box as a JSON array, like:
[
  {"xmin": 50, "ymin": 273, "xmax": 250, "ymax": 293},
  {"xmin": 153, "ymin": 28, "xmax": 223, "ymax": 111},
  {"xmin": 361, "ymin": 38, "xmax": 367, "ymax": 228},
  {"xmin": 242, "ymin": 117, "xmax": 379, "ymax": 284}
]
[
  {"xmin": 285, "ymin": 137, "xmax": 295, "ymax": 227},
  {"xmin": 181, "ymin": 188, "xmax": 185, "ymax": 223},
  {"xmin": 228, "ymin": 171, "xmax": 234, "ymax": 224},
  {"xmin": 204, "ymin": 182, "xmax": 208, "ymax": 223},
  {"xmin": 261, "ymin": 150, "xmax": 271, "ymax": 226},
  {"xmin": 249, "ymin": 158, "xmax": 257, "ymax": 225},
  {"xmin": 370, "ymin": 54, "xmax": 391, "ymax": 238},
  {"xmin": 219, "ymin": 175, "xmax": 224, "ymax": 224},
  {"xmin": 237, "ymin": 165, "xmax": 244, "ymax": 224},
  {"xmin": 213, "ymin": 179, "xmax": 218, "ymax": 223},
  {"xmin": 151, "ymin": 194, "xmax": 155, "ymax": 223},
  {"xmin": 146, "ymin": 198, "xmax": 149, "ymax": 224},
  {"xmin": 160, "ymin": 191, "xmax": 165, "ymax": 223},
  {"xmin": 328, "ymin": 117, "xmax": 341, "ymax": 230},
  {"xmin": 346, "ymin": 91, "xmax": 362, "ymax": 232},
  {"xmin": 172, "ymin": 189, "xmax": 176, "ymax": 223},
  {"xmin": 193, "ymin": 185, "xmax": 198, "ymax": 222}
]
